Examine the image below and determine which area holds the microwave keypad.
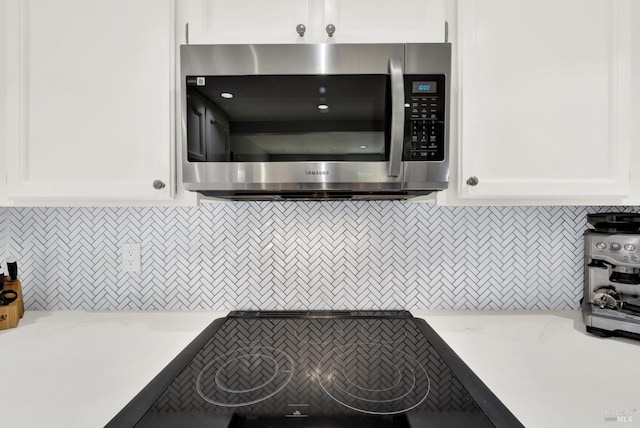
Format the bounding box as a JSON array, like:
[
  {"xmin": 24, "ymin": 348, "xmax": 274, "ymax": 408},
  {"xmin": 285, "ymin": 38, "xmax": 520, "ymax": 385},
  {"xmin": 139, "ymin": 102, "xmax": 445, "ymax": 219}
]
[
  {"xmin": 408, "ymin": 96, "xmax": 444, "ymax": 161},
  {"xmin": 411, "ymin": 97, "xmax": 438, "ymax": 119}
]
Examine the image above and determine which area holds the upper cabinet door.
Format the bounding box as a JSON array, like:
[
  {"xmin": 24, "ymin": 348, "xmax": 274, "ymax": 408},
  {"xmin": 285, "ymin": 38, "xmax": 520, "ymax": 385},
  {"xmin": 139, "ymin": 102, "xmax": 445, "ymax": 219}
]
[
  {"xmin": 180, "ymin": 0, "xmax": 310, "ymax": 44},
  {"xmin": 457, "ymin": 0, "xmax": 631, "ymax": 200},
  {"xmin": 322, "ymin": 0, "xmax": 446, "ymax": 43},
  {"xmin": 4, "ymin": 0, "xmax": 174, "ymax": 203},
  {"xmin": 179, "ymin": 0, "xmax": 446, "ymax": 44}
]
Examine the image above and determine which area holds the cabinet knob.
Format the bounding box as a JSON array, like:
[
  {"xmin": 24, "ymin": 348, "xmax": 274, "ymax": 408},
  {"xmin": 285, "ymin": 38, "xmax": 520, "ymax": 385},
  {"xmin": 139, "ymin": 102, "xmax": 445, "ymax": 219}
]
[
  {"xmin": 326, "ymin": 24, "xmax": 336, "ymax": 37},
  {"xmin": 296, "ymin": 24, "xmax": 306, "ymax": 37},
  {"xmin": 466, "ymin": 176, "xmax": 479, "ymax": 186},
  {"xmin": 153, "ymin": 180, "xmax": 166, "ymax": 190}
]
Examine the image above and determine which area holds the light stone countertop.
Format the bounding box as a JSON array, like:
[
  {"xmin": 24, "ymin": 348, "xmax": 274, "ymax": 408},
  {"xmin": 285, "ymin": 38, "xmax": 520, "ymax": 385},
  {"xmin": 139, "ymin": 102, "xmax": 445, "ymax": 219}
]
[{"xmin": 1, "ymin": 310, "xmax": 638, "ymax": 428}]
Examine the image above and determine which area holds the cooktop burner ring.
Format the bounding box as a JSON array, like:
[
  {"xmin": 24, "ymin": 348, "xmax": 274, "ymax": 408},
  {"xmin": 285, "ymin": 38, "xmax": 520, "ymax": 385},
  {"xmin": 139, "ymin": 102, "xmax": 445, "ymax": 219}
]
[
  {"xmin": 317, "ymin": 342, "xmax": 431, "ymax": 415},
  {"xmin": 214, "ymin": 353, "xmax": 279, "ymax": 394},
  {"xmin": 333, "ymin": 361, "xmax": 416, "ymax": 403},
  {"xmin": 340, "ymin": 354, "xmax": 402, "ymax": 392},
  {"xmin": 196, "ymin": 346, "xmax": 294, "ymax": 408}
]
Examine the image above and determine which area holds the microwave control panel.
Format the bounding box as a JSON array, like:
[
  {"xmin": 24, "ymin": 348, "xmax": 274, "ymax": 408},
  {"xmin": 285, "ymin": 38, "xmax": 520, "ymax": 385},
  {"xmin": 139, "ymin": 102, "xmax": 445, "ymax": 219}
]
[{"xmin": 403, "ymin": 75, "xmax": 446, "ymax": 162}]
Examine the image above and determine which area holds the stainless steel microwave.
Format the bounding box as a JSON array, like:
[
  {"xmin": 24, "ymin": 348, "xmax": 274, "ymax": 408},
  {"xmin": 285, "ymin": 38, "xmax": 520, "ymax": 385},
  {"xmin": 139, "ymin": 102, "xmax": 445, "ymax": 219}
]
[{"xmin": 180, "ymin": 43, "xmax": 451, "ymax": 200}]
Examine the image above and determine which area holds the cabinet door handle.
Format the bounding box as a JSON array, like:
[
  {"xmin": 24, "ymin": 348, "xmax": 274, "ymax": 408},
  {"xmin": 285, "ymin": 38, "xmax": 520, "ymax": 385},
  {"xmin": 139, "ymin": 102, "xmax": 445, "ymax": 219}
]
[
  {"xmin": 326, "ymin": 24, "xmax": 336, "ymax": 37},
  {"xmin": 153, "ymin": 180, "xmax": 166, "ymax": 190},
  {"xmin": 466, "ymin": 176, "xmax": 479, "ymax": 186},
  {"xmin": 296, "ymin": 24, "xmax": 306, "ymax": 37}
]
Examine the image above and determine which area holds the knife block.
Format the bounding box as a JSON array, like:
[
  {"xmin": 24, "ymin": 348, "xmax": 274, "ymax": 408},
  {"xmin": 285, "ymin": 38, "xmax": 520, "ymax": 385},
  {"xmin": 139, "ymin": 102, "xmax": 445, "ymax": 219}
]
[{"xmin": 0, "ymin": 278, "xmax": 24, "ymax": 330}]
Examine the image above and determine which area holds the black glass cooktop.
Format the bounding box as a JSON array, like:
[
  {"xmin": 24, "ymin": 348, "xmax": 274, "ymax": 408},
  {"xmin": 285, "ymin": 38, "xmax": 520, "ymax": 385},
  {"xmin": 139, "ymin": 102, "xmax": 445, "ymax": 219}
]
[{"xmin": 107, "ymin": 311, "xmax": 522, "ymax": 427}]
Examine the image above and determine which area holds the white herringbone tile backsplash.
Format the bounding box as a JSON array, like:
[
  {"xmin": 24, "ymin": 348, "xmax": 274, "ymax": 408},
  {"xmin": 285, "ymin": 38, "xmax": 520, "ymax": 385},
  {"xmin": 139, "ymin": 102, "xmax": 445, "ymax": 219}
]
[{"xmin": 0, "ymin": 203, "xmax": 635, "ymax": 311}]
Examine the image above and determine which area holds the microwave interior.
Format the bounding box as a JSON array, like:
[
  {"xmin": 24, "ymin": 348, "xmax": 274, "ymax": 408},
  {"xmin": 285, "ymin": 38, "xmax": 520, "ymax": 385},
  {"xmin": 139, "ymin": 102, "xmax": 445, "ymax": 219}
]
[{"xmin": 185, "ymin": 74, "xmax": 445, "ymax": 163}]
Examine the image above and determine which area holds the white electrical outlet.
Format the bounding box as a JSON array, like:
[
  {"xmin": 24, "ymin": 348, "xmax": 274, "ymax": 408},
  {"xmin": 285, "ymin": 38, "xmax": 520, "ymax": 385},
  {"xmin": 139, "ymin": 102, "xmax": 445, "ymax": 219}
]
[{"xmin": 121, "ymin": 243, "xmax": 141, "ymax": 273}]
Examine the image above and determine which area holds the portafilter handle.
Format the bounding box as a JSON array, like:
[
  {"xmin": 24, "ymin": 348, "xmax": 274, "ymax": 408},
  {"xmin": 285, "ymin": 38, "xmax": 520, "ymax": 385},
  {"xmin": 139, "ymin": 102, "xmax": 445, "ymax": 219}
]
[
  {"xmin": 593, "ymin": 288, "xmax": 640, "ymax": 315},
  {"xmin": 620, "ymin": 301, "xmax": 640, "ymax": 315}
]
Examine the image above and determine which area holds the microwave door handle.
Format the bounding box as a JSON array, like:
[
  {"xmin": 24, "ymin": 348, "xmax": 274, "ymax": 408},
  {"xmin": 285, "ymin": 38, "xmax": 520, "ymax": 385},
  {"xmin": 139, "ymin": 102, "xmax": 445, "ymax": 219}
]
[{"xmin": 388, "ymin": 57, "xmax": 404, "ymax": 177}]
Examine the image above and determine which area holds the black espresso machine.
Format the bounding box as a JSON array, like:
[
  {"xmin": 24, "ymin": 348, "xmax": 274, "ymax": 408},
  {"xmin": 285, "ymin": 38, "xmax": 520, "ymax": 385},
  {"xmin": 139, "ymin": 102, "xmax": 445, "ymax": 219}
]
[{"xmin": 583, "ymin": 213, "xmax": 640, "ymax": 339}]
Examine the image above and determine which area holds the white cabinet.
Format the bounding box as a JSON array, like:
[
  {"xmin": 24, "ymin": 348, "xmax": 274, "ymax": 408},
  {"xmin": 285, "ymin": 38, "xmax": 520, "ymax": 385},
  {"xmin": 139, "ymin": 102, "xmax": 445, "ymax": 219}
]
[
  {"xmin": 322, "ymin": 0, "xmax": 446, "ymax": 43},
  {"xmin": 4, "ymin": 0, "xmax": 175, "ymax": 203},
  {"xmin": 0, "ymin": 0, "xmax": 8, "ymax": 203},
  {"xmin": 452, "ymin": 0, "xmax": 632, "ymax": 203},
  {"xmin": 179, "ymin": 0, "xmax": 446, "ymax": 44},
  {"xmin": 179, "ymin": 0, "xmax": 310, "ymax": 44},
  {"xmin": 629, "ymin": 1, "xmax": 640, "ymax": 205},
  {"xmin": 4, "ymin": 0, "xmax": 634, "ymax": 206}
]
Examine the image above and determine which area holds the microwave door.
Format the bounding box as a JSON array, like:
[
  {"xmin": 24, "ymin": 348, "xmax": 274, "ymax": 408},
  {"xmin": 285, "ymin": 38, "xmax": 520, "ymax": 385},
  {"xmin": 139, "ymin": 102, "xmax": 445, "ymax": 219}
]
[
  {"xmin": 187, "ymin": 74, "xmax": 392, "ymax": 165},
  {"xmin": 387, "ymin": 57, "xmax": 405, "ymax": 178}
]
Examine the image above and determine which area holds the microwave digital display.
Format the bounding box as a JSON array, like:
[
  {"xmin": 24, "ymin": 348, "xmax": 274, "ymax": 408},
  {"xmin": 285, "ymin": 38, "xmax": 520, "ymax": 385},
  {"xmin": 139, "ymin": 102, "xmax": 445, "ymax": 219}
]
[{"xmin": 412, "ymin": 81, "xmax": 437, "ymax": 94}]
